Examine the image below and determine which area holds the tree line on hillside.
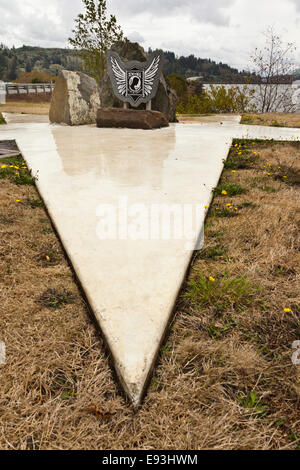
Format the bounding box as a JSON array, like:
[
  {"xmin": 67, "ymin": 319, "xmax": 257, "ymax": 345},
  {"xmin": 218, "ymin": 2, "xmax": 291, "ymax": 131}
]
[
  {"xmin": 0, "ymin": 43, "xmax": 262, "ymax": 84},
  {"xmin": 1, "ymin": 43, "xmax": 298, "ymax": 86},
  {"xmin": 0, "ymin": 44, "xmax": 82, "ymax": 82}
]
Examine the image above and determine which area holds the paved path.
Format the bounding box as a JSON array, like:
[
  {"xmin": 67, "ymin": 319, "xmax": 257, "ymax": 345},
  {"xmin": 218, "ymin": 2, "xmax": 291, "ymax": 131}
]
[{"xmin": 1, "ymin": 113, "xmax": 299, "ymax": 406}]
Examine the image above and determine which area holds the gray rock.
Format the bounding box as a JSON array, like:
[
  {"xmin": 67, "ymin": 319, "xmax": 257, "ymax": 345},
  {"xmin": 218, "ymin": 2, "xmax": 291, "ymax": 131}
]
[
  {"xmin": 100, "ymin": 41, "xmax": 178, "ymax": 122},
  {"xmin": 97, "ymin": 107, "xmax": 169, "ymax": 130},
  {"xmin": 49, "ymin": 70, "xmax": 101, "ymax": 126}
]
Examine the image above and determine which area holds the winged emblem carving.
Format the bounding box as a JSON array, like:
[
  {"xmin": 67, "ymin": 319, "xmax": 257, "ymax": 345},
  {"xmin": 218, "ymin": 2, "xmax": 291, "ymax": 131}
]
[{"xmin": 107, "ymin": 51, "xmax": 164, "ymax": 108}]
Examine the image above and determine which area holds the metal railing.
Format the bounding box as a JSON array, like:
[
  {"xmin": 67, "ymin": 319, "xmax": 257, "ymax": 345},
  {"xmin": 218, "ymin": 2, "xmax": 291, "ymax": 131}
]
[{"xmin": 5, "ymin": 83, "xmax": 54, "ymax": 95}]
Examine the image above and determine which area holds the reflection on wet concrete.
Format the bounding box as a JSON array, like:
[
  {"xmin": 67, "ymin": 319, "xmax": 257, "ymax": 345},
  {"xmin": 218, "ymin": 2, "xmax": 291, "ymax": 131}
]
[{"xmin": 51, "ymin": 125, "xmax": 176, "ymax": 190}]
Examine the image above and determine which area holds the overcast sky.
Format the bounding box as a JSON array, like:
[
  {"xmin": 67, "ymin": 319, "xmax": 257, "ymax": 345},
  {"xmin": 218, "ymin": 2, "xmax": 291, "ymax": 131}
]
[{"xmin": 0, "ymin": 0, "xmax": 299, "ymax": 71}]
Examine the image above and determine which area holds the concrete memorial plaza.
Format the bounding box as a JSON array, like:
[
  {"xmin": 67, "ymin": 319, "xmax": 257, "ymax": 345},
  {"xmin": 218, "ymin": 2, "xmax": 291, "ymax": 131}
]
[{"xmin": 1, "ymin": 112, "xmax": 299, "ymax": 406}]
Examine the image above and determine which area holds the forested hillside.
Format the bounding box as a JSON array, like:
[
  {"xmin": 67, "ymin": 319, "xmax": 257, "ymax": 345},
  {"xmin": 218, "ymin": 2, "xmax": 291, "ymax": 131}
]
[
  {"xmin": 0, "ymin": 43, "xmax": 259, "ymax": 83},
  {"xmin": 155, "ymin": 50, "xmax": 259, "ymax": 83},
  {"xmin": 0, "ymin": 44, "xmax": 81, "ymax": 81}
]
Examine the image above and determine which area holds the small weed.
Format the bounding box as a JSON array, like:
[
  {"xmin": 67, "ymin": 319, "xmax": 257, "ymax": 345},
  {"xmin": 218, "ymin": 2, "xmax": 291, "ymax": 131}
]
[
  {"xmin": 289, "ymin": 430, "xmax": 300, "ymax": 450},
  {"xmin": 237, "ymin": 201, "xmax": 256, "ymax": 210},
  {"xmin": 160, "ymin": 343, "xmax": 172, "ymax": 357},
  {"xmin": 261, "ymin": 186, "xmax": 277, "ymax": 193},
  {"xmin": 198, "ymin": 245, "xmax": 227, "ymax": 259},
  {"xmin": 61, "ymin": 390, "xmax": 75, "ymax": 400},
  {"xmin": 150, "ymin": 376, "xmax": 164, "ymax": 392},
  {"xmin": 183, "ymin": 272, "xmax": 258, "ymax": 314},
  {"xmin": 50, "ymin": 369, "xmax": 77, "ymax": 400},
  {"xmin": 274, "ymin": 166, "xmax": 300, "ymax": 186},
  {"xmin": 271, "ymin": 120, "xmax": 283, "ymax": 128},
  {"xmin": 37, "ymin": 287, "xmax": 75, "ymax": 310},
  {"xmin": 37, "ymin": 248, "xmax": 60, "ymax": 267},
  {"xmin": 212, "ymin": 207, "xmax": 238, "ymax": 218},
  {"xmin": 207, "ymin": 316, "xmax": 238, "ymax": 339},
  {"xmin": 238, "ymin": 391, "xmax": 269, "ymax": 418},
  {"xmin": 0, "ymin": 214, "xmax": 15, "ymax": 224},
  {"xmin": 26, "ymin": 198, "xmax": 45, "ymax": 209},
  {"xmin": 0, "ymin": 113, "xmax": 6, "ymax": 125},
  {"xmin": 42, "ymin": 226, "xmax": 53, "ymax": 234},
  {"xmin": 214, "ymin": 183, "xmax": 246, "ymax": 197}
]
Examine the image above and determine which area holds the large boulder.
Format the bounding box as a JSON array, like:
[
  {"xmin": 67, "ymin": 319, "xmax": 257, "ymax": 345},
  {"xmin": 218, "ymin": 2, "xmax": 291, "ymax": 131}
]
[
  {"xmin": 97, "ymin": 107, "xmax": 169, "ymax": 130},
  {"xmin": 49, "ymin": 71, "xmax": 101, "ymax": 126},
  {"xmin": 100, "ymin": 41, "xmax": 178, "ymax": 122}
]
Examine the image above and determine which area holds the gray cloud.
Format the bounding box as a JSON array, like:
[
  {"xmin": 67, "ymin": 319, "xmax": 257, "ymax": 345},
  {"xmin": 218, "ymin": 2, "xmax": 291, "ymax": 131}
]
[
  {"xmin": 111, "ymin": 0, "xmax": 233, "ymax": 25},
  {"xmin": 0, "ymin": 0, "xmax": 299, "ymax": 70}
]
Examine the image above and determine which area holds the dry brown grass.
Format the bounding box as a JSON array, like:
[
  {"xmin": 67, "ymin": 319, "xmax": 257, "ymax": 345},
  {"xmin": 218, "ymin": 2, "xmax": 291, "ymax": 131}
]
[
  {"xmin": 0, "ymin": 139, "xmax": 299, "ymax": 450},
  {"xmin": 241, "ymin": 113, "xmax": 300, "ymax": 128},
  {"xmin": 0, "ymin": 101, "xmax": 50, "ymax": 116}
]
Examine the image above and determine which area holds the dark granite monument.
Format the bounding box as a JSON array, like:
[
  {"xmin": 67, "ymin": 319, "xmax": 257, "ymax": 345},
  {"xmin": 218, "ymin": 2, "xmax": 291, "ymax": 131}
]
[{"xmin": 97, "ymin": 49, "xmax": 169, "ymax": 130}]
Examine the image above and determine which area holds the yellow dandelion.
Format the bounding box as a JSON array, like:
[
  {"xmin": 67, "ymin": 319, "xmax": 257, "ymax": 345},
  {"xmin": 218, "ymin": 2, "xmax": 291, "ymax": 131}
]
[
  {"xmin": 283, "ymin": 176, "xmax": 287, "ymax": 179},
  {"xmin": 232, "ymin": 170, "xmax": 236, "ymax": 173},
  {"xmin": 284, "ymin": 308, "xmax": 291, "ymax": 313},
  {"xmin": 45, "ymin": 256, "xmax": 50, "ymax": 262},
  {"xmin": 221, "ymin": 190, "xmax": 228, "ymax": 195},
  {"xmin": 1, "ymin": 164, "xmax": 6, "ymax": 169},
  {"xmin": 16, "ymin": 200, "xmax": 21, "ymax": 203},
  {"xmin": 209, "ymin": 276, "xmax": 216, "ymax": 282}
]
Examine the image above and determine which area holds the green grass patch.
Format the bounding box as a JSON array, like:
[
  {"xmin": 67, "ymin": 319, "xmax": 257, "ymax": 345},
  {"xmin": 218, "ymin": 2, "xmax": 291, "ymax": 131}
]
[
  {"xmin": 211, "ymin": 207, "xmax": 239, "ymax": 218},
  {"xmin": 0, "ymin": 156, "xmax": 36, "ymax": 186},
  {"xmin": 213, "ymin": 183, "xmax": 246, "ymax": 197},
  {"xmin": 199, "ymin": 245, "xmax": 227, "ymax": 259},
  {"xmin": 207, "ymin": 316, "xmax": 238, "ymax": 339},
  {"xmin": 274, "ymin": 166, "xmax": 300, "ymax": 187},
  {"xmin": 261, "ymin": 186, "xmax": 277, "ymax": 193},
  {"xmin": 238, "ymin": 391, "xmax": 269, "ymax": 418},
  {"xmin": 37, "ymin": 287, "xmax": 75, "ymax": 310},
  {"xmin": 183, "ymin": 272, "xmax": 258, "ymax": 315},
  {"xmin": 25, "ymin": 198, "xmax": 45, "ymax": 209},
  {"xmin": 271, "ymin": 120, "xmax": 283, "ymax": 128},
  {"xmin": 224, "ymin": 139, "xmax": 260, "ymax": 170},
  {"xmin": 236, "ymin": 201, "xmax": 256, "ymax": 210}
]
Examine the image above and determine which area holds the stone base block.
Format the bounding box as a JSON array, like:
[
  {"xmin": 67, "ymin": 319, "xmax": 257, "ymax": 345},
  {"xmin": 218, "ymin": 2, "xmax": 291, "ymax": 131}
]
[{"xmin": 96, "ymin": 107, "xmax": 169, "ymax": 130}]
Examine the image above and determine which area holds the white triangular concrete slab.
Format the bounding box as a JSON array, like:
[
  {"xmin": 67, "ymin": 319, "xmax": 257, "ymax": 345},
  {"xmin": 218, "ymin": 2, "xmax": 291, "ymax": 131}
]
[{"xmin": 1, "ymin": 114, "xmax": 299, "ymax": 406}]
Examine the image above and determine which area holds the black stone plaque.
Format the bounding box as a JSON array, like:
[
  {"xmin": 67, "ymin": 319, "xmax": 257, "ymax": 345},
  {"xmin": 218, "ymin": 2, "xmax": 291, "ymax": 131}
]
[{"xmin": 107, "ymin": 51, "xmax": 164, "ymax": 108}]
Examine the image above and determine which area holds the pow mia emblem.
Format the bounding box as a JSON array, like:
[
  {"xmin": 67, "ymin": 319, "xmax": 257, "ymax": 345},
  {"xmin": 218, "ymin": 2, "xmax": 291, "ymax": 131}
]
[{"xmin": 107, "ymin": 51, "xmax": 164, "ymax": 108}]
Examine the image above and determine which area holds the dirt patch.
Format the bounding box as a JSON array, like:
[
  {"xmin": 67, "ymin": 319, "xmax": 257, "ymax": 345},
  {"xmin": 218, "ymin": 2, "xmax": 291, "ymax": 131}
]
[
  {"xmin": 241, "ymin": 113, "xmax": 300, "ymax": 128},
  {"xmin": 0, "ymin": 139, "xmax": 299, "ymax": 450}
]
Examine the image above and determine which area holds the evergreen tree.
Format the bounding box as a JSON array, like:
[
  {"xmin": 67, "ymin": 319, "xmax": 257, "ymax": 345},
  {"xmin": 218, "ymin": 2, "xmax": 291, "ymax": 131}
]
[{"xmin": 8, "ymin": 57, "xmax": 17, "ymax": 81}]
